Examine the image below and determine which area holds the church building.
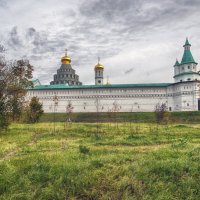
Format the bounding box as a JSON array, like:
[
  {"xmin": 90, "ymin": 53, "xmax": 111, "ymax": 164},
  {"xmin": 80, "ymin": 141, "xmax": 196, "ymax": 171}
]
[
  {"xmin": 50, "ymin": 50, "xmax": 82, "ymax": 86},
  {"xmin": 27, "ymin": 39, "xmax": 200, "ymax": 112}
]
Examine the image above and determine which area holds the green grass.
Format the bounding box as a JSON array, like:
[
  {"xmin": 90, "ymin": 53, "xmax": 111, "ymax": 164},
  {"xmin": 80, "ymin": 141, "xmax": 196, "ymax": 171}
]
[
  {"xmin": 0, "ymin": 122, "xmax": 200, "ymax": 199},
  {"xmin": 39, "ymin": 111, "xmax": 200, "ymax": 123}
]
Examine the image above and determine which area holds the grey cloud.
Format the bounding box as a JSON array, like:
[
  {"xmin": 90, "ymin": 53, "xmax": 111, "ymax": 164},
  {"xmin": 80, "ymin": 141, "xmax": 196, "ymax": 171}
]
[
  {"xmin": 79, "ymin": 0, "xmax": 200, "ymax": 33},
  {"xmin": 1, "ymin": 0, "xmax": 200, "ymax": 85},
  {"xmin": 0, "ymin": 44, "xmax": 5, "ymax": 53},
  {"xmin": 25, "ymin": 28, "xmax": 66, "ymax": 54},
  {"xmin": 7, "ymin": 26, "xmax": 22, "ymax": 49},
  {"xmin": 125, "ymin": 68, "xmax": 134, "ymax": 74},
  {"xmin": 0, "ymin": 0, "xmax": 7, "ymax": 8},
  {"xmin": 26, "ymin": 27, "xmax": 36, "ymax": 38}
]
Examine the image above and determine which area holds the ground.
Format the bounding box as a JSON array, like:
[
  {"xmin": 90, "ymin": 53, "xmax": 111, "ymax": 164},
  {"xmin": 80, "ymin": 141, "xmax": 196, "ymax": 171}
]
[{"xmin": 0, "ymin": 122, "xmax": 200, "ymax": 200}]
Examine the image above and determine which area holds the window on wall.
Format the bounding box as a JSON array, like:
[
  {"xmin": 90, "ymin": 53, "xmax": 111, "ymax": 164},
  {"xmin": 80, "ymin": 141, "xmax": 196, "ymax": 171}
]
[
  {"xmin": 182, "ymin": 67, "xmax": 184, "ymax": 70},
  {"xmin": 187, "ymin": 103, "xmax": 189, "ymax": 106},
  {"xmin": 188, "ymin": 66, "xmax": 190, "ymax": 69}
]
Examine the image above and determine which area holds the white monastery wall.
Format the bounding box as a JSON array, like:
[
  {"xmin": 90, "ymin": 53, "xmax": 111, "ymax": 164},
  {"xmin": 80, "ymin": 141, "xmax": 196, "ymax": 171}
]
[{"xmin": 27, "ymin": 82, "xmax": 200, "ymax": 112}]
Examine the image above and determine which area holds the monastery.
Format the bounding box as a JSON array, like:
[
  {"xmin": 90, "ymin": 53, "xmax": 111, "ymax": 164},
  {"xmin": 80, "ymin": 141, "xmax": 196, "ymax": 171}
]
[{"xmin": 27, "ymin": 39, "xmax": 200, "ymax": 112}]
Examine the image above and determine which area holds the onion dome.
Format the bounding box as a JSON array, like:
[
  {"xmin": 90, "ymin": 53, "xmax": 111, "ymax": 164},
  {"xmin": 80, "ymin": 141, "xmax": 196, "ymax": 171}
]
[
  {"xmin": 61, "ymin": 49, "xmax": 71, "ymax": 64},
  {"xmin": 95, "ymin": 57, "xmax": 104, "ymax": 70},
  {"xmin": 95, "ymin": 63, "xmax": 104, "ymax": 70}
]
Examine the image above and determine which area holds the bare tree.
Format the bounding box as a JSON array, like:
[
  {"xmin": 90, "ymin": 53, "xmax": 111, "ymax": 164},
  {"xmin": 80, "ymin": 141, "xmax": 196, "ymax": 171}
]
[
  {"xmin": 154, "ymin": 103, "xmax": 169, "ymax": 124},
  {"xmin": 94, "ymin": 96, "xmax": 101, "ymax": 134},
  {"xmin": 112, "ymin": 100, "xmax": 121, "ymax": 129},
  {"xmin": 66, "ymin": 100, "xmax": 74, "ymax": 123},
  {"xmin": 53, "ymin": 95, "xmax": 59, "ymax": 133}
]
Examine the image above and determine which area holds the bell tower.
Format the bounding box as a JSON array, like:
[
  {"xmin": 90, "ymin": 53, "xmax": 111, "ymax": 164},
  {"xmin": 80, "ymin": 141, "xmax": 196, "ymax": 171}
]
[{"xmin": 94, "ymin": 57, "xmax": 104, "ymax": 85}]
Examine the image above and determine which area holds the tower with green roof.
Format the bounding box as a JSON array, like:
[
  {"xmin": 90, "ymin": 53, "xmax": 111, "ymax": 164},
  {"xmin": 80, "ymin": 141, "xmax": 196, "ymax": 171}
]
[{"xmin": 174, "ymin": 38, "xmax": 199, "ymax": 83}]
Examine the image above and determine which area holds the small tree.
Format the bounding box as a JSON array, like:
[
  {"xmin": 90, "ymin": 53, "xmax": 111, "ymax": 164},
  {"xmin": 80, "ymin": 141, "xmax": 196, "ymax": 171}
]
[
  {"xmin": 94, "ymin": 97, "xmax": 101, "ymax": 133},
  {"xmin": 112, "ymin": 101, "xmax": 121, "ymax": 129},
  {"xmin": 0, "ymin": 44, "xmax": 33, "ymax": 125},
  {"xmin": 24, "ymin": 97, "xmax": 44, "ymax": 123},
  {"xmin": 66, "ymin": 100, "xmax": 74, "ymax": 122},
  {"xmin": 0, "ymin": 98, "xmax": 9, "ymax": 130},
  {"xmin": 154, "ymin": 103, "xmax": 169, "ymax": 124}
]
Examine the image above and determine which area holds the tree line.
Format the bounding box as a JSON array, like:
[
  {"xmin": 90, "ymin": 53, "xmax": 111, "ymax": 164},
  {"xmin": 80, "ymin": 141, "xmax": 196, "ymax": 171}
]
[{"xmin": 0, "ymin": 44, "xmax": 43, "ymax": 130}]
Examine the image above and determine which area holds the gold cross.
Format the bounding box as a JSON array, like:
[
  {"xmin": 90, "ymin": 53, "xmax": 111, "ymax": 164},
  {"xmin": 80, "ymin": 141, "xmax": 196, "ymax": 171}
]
[{"xmin": 65, "ymin": 49, "xmax": 68, "ymax": 56}]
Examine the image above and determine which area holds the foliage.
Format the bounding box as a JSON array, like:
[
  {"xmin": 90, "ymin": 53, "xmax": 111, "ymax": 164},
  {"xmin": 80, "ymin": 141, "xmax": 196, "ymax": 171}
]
[
  {"xmin": 79, "ymin": 145, "xmax": 90, "ymax": 154},
  {"xmin": 154, "ymin": 103, "xmax": 169, "ymax": 124},
  {"xmin": 23, "ymin": 97, "xmax": 44, "ymax": 123},
  {"xmin": 66, "ymin": 100, "xmax": 73, "ymax": 122},
  {"xmin": 0, "ymin": 98, "xmax": 9, "ymax": 129},
  {"xmin": 0, "ymin": 122, "xmax": 200, "ymax": 199},
  {"xmin": 38, "ymin": 111, "xmax": 200, "ymax": 124},
  {"xmin": 0, "ymin": 44, "xmax": 33, "ymax": 128}
]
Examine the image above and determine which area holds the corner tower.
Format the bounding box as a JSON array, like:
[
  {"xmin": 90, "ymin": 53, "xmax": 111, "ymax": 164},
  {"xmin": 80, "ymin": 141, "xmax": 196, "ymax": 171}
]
[
  {"xmin": 94, "ymin": 57, "xmax": 104, "ymax": 85},
  {"xmin": 174, "ymin": 38, "xmax": 199, "ymax": 83}
]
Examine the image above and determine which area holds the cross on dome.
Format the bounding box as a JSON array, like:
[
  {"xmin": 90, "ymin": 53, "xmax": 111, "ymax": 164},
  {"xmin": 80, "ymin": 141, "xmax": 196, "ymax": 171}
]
[{"xmin": 65, "ymin": 49, "xmax": 68, "ymax": 56}]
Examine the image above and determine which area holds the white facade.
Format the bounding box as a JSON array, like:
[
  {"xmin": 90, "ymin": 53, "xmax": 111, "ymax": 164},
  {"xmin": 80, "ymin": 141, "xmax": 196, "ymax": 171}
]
[
  {"xmin": 27, "ymin": 81, "xmax": 200, "ymax": 112},
  {"xmin": 27, "ymin": 39, "xmax": 200, "ymax": 112}
]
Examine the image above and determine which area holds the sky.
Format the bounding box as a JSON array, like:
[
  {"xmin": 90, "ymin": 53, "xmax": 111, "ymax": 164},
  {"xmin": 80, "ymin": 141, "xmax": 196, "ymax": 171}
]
[{"xmin": 0, "ymin": 0, "xmax": 200, "ymax": 85}]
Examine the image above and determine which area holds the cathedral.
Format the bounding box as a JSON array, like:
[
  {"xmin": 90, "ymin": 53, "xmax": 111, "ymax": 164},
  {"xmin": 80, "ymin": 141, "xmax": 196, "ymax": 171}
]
[
  {"xmin": 50, "ymin": 50, "xmax": 82, "ymax": 86},
  {"xmin": 27, "ymin": 39, "xmax": 200, "ymax": 112}
]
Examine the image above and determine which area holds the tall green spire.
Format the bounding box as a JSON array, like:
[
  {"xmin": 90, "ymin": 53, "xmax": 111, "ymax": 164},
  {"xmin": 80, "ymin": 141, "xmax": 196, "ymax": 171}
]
[
  {"xmin": 181, "ymin": 38, "xmax": 197, "ymax": 65},
  {"xmin": 183, "ymin": 37, "xmax": 191, "ymax": 47}
]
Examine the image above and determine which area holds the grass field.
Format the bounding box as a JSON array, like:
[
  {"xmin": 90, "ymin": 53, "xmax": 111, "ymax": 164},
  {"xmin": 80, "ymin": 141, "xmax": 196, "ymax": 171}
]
[
  {"xmin": 39, "ymin": 111, "xmax": 200, "ymax": 123},
  {"xmin": 0, "ymin": 122, "xmax": 200, "ymax": 199}
]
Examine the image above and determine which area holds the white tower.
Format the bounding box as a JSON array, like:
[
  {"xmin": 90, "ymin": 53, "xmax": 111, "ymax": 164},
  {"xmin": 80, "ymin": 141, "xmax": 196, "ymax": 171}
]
[
  {"xmin": 94, "ymin": 57, "xmax": 104, "ymax": 85},
  {"xmin": 174, "ymin": 38, "xmax": 199, "ymax": 83}
]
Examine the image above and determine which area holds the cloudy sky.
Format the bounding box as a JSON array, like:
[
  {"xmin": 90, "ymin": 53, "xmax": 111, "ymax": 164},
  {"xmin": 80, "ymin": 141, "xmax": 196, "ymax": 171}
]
[{"xmin": 1, "ymin": 0, "xmax": 200, "ymax": 85}]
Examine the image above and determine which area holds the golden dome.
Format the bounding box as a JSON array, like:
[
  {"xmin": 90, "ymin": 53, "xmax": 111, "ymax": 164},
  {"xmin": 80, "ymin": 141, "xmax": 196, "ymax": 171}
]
[
  {"xmin": 61, "ymin": 49, "xmax": 71, "ymax": 64},
  {"xmin": 94, "ymin": 57, "xmax": 104, "ymax": 70},
  {"xmin": 61, "ymin": 55, "xmax": 71, "ymax": 64},
  {"xmin": 95, "ymin": 63, "xmax": 104, "ymax": 70}
]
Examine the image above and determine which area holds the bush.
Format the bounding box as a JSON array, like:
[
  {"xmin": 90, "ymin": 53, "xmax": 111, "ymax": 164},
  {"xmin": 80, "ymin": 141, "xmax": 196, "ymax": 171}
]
[
  {"xmin": 154, "ymin": 103, "xmax": 170, "ymax": 124},
  {"xmin": 0, "ymin": 99, "xmax": 9, "ymax": 130},
  {"xmin": 23, "ymin": 97, "xmax": 44, "ymax": 123},
  {"xmin": 79, "ymin": 145, "xmax": 90, "ymax": 154}
]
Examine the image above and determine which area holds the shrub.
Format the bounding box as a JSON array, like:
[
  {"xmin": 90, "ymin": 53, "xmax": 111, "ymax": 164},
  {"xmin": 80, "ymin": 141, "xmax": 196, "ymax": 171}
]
[
  {"xmin": 23, "ymin": 97, "xmax": 44, "ymax": 123},
  {"xmin": 154, "ymin": 103, "xmax": 170, "ymax": 124},
  {"xmin": 0, "ymin": 99, "xmax": 9, "ymax": 130},
  {"xmin": 79, "ymin": 145, "xmax": 90, "ymax": 154}
]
